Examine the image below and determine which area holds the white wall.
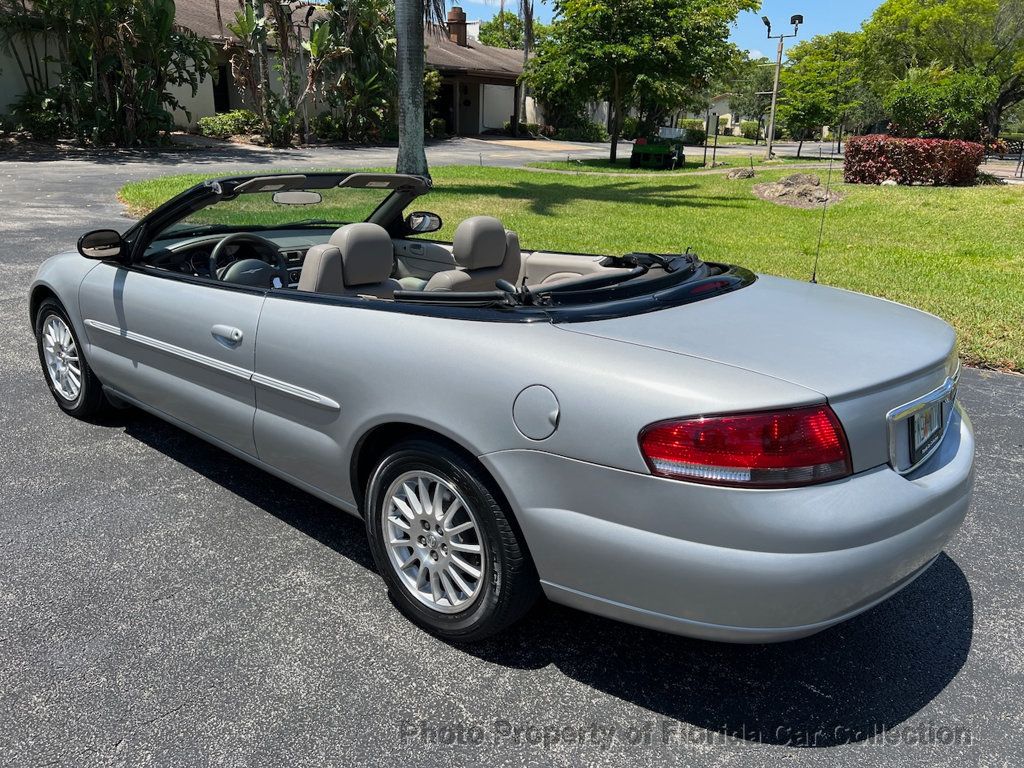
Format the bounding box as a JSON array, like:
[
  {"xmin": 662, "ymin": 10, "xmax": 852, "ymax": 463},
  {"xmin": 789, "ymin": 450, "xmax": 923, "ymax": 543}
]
[
  {"xmin": 522, "ymin": 98, "xmax": 610, "ymax": 131},
  {"xmin": 481, "ymin": 83, "xmax": 514, "ymax": 130},
  {"xmin": 587, "ymin": 101, "xmax": 609, "ymax": 128},
  {"xmin": 168, "ymin": 79, "xmax": 216, "ymax": 128},
  {"xmin": 0, "ymin": 38, "xmax": 62, "ymax": 114},
  {"xmin": 524, "ymin": 95, "xmax": 544, "ymax": 125}
]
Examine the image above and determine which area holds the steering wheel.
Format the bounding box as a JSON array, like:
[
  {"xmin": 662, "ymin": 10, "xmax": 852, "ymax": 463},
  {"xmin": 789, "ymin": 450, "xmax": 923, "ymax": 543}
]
[{"xmin": 209, "ymin": 233, "xmax": 290, "ymax": 287}]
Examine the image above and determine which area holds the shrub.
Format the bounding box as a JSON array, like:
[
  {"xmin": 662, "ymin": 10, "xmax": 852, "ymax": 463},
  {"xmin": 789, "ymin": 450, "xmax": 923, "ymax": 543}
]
[
  {"xmin": 311, "ymin": 113, "xmax": 345, "ymax": 142},
  {"xmin": 740, "ymin": 120, "xmax": 760, "ymax": 140},
  {"xmin": 844, "ymin": 135, "xmax": 985, "ymax": 186},
  {"xmin": 554, "ymin": 121, "xmax": 609, "ymax": 142},
  {"xmin": 10, "ymin": 91, "xmax": 67, "ymax": 141},
  {"xmin": 678, "ymin": 118, "xmax": 706, "ymax": 145},
  {"xmin": 196, "ymin": 109, "xmax": 261, "ymax": 139},
  {"xmin": 501, "ymin": 120, "xmax": 540, "ymax": 136},
  {"xmin": 429, "ymin": 117, "xmax": 447, "ymax": 139},
  {"xmin": 621, "ymin": 115, "xmax": 639, "ymax": 139}
]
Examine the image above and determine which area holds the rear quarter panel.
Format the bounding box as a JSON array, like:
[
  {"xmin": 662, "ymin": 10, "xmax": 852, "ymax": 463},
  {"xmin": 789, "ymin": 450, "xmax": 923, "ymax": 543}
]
[{"xmin": 251, "ymin": 295, "xmax": 825, "ymax": 508}]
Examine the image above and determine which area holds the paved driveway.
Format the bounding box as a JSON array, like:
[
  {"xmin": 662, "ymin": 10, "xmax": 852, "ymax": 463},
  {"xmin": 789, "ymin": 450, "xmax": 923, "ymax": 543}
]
[{"xmin": 1, "ymin": 149, "xmax": 1022, "ymax": 767}]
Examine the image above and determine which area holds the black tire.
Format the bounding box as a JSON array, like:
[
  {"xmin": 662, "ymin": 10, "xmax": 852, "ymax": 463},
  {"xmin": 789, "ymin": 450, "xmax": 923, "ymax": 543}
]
[
  {"xmin": 365, "ymin": 439, "xmax": 539, "ymax": 642},
  {"xmin": 34, "ymin": 297, "xmax": 108, "ymax": 418}
]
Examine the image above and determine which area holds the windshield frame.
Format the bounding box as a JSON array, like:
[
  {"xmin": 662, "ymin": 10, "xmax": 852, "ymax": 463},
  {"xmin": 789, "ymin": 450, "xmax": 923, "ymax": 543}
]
[{"xmin": 124, "ymin": 172, "xmax": 430, "ymax": 264}]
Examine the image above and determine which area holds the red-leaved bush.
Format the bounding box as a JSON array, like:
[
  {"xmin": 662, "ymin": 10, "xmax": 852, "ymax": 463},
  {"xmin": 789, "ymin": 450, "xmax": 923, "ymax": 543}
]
[{"xmin": 844, "ymin": 135, "xmax": 985, "ymax": 186}]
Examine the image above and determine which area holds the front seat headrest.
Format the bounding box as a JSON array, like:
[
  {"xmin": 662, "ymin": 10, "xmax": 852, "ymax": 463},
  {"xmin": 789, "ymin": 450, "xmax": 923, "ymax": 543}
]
[
  {"xmin": 453, "ymin": 216, "xmax": 507, "ymax": 270},
  {"xmin": 329, "ymin": 222, "xmax": 394, "ymax": 287}
]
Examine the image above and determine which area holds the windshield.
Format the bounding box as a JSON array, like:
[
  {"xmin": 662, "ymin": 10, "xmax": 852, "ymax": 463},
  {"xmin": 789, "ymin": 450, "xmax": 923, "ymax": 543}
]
[{"xmin": 162, "ymin": 185, "xmax": 394, "ymax": 235}]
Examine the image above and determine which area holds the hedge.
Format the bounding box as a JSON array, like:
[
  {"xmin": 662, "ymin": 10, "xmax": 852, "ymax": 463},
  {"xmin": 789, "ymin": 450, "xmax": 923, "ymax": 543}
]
[
  {"xmin": 678, "ymin": 118, "xmax": 706, "ymax": 146},
  {"xmin": 740, "ymin": 120, "xmax": 760, "ymax": 140},
  {"xmin": 196, "ymin": 109, "xmax": 261, "ymax": 139},
  {"xmin": 844, "ymin": 135, "xmax": 985, "ymax": 186}
]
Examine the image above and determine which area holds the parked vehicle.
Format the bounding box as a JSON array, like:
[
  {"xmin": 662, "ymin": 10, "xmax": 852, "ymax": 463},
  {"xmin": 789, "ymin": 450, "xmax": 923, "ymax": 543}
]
[{"xmin": 29, "ymin": 172, "xmax": 974, "ymax": 642}]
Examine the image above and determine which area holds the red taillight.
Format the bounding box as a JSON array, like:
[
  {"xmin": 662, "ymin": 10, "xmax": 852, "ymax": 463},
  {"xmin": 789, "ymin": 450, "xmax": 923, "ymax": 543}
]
[{"xmin": 638, "ymin": 405, "xmax": 852, "ymax": 488}]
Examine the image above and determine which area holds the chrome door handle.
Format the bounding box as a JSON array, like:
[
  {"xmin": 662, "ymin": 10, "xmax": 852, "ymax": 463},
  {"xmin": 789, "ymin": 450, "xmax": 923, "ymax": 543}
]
[{"xmin": 212, "ymin": 324, "xmax": 244, "ymax": 346}]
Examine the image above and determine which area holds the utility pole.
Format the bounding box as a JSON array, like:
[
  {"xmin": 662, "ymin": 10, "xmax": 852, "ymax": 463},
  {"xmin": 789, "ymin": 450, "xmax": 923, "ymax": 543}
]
[{"xmin": 762, "ymin": 13, "xmax": 802, "ymax": 160}]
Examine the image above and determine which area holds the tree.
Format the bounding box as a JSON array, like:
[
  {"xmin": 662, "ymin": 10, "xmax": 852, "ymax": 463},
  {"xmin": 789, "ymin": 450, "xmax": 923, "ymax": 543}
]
[
  {"xmin": 778, "ymin": 32, "xmax": 865, "ymax": 155},
  {"xmin": 534, "ymin": 0, "xmax": 757, "ymax": 162},
  {"xmin": 884, "ymin": 66, "xmax": 1000, "ymax": 139},
  {"xmin": 395, "ymin": 0, "xmax": 447, "ymax": 177},
  {"xmin": 862, "ymin": 0, "xmax": 1024, "ymax": 135},
  {"xmin": 478, "ymin": 9, "xmax": 551, "ymax": 53},
  {"xmin": 728, "ymin": 56, "xmax": 775, "ymax": 141},
  {"xmin": 479, "ymin": 10, "xmax": 524, "ymax": 48}
]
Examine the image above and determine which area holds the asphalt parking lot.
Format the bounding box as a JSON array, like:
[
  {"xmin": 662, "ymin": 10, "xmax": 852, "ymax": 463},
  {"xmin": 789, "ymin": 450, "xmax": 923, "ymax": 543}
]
[{"xmin": 1, "ymin": 145, "xmax": 1022, "ymax": 767}]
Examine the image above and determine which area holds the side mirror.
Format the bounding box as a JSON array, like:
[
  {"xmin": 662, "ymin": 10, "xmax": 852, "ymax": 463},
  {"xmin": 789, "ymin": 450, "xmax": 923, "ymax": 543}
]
[
  {"xmin": 273, "ymin": 190, "xmax": 323, "ymax": 206},
  {"xmin": 77, "ymin": 229, "xmax": 124, "ymax": 260},
  {"xmin": 405, "ymin": 211, "xmax": 442, "ymax": 234}
]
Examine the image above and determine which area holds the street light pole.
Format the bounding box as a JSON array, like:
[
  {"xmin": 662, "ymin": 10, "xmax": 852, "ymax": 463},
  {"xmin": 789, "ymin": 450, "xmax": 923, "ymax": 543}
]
[{"xmin": 762, "ymin": 13, "xmax": 802, "ymax": 160}]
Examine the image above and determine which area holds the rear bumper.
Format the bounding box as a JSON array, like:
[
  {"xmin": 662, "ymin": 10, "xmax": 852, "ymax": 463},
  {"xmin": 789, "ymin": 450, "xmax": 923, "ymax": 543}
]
[{"xmin": 480, "ymin": 405, "xmax": 974, "ymax": 643}]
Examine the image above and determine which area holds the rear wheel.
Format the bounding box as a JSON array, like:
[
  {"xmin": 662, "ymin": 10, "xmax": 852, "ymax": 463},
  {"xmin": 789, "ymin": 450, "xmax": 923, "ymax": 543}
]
[
  {"xmin": 365, "ymin": 439, "xmax": 539, "ymax": 642},
  {"xmin": 35, "ymin": 298, "xmax": 107, "ymax": 418}
]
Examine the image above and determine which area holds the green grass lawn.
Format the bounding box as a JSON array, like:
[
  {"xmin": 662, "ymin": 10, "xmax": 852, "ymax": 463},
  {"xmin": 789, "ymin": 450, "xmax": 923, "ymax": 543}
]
[
  {"xmin": 528, "ymin": 155, "xmax": 811, "ymax": 174},
  {"xmin": 119, "ymin": 166, "xmax": 1024, "ymax": 371}
]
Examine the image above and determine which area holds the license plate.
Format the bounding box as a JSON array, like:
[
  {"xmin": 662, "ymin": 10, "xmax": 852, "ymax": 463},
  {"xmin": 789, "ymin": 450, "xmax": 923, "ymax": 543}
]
[{"xmin": 909, "ymin": 402, "xmax": 944, "ymax": 464}]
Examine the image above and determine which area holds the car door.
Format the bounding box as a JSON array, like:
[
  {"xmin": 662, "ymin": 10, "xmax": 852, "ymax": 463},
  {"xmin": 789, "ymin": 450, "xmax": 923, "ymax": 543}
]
[
  {"xmin": 248, "ymin": 294, "xmax": 360, "ymax": 503},
  {"xmin": 78, "ymin": 263, "xmax": 264, "ymax": 455}
]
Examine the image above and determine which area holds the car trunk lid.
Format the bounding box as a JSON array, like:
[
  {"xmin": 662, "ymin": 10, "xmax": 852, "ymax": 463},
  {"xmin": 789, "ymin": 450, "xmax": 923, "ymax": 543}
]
[{"xmin": 558, "ymin": 275, "xmax": 959, "ymax": 472}]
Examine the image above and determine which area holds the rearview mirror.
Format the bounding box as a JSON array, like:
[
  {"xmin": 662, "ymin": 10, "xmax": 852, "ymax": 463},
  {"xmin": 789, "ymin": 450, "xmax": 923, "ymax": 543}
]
[
  {"xmin": 273, "ymin": 190, "xmax": 323, "ymax": 206},
  {"xmin": 405, "ymin": 211, "xmax": 442, "ymax": 234},
  {"xmin": 77, "ymin": 229, "xmax": 123, "ymax": 260}
]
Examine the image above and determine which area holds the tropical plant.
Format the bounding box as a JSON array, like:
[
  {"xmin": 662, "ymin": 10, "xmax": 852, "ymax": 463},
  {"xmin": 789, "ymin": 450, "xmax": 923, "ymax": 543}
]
[{"xmin": 0, "ymin": 0, "xmax": 214, "ymax": 145}]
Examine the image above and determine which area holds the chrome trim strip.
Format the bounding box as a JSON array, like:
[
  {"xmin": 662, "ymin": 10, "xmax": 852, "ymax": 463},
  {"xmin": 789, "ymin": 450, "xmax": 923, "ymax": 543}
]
[
  {"xmin": 84, "ymin": 319, "xmax": 252, "ymax": 381},
  {"xmin": 251, "ymin": 373, "xmax": 341, "ymax": 411},
  {"xmin": 886, "ymin": 363, "xmax": 961, "ymax": 475},
  {"xmin": 84, "ymin": 318, "xmax": 341, "ymax": 411}
]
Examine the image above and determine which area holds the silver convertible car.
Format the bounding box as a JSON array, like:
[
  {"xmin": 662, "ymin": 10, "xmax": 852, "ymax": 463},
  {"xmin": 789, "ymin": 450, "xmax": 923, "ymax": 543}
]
[{"xmin": 30, "ymin": 172, "xmax": 974, "ymax": 643}]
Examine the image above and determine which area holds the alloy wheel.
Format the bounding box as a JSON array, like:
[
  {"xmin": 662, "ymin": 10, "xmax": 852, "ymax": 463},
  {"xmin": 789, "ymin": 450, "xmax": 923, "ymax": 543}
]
[
  {"xmin": 381, "ymin": 471, "xmax": 487, "ymax": 614},
  {"xmin": 41, "ymin": 315, "xmax": 81, "ymax": 401}
]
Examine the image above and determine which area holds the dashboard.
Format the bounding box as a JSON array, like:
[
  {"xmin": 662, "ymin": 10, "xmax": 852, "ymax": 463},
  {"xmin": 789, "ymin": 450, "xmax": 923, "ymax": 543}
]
[{"xmin": 144, "ymin": 230, "xmax": 326, "ymax": 287}]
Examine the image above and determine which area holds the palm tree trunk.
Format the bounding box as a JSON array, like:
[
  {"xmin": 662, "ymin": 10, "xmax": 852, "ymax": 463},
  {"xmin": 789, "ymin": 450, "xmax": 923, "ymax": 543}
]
[
  {"xmin": 395, "ymin": 0, "xmax": 428, "ymax": 176},
  {"xmin": 519, "ymin": 0, "xmax": 532, "ymax": 119}
]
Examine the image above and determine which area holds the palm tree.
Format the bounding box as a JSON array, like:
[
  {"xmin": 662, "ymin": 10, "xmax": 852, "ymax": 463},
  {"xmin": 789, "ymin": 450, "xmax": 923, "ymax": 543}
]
[{"xmin": 395, "ymin": 0, "xmax": 446, "ymax": 177}]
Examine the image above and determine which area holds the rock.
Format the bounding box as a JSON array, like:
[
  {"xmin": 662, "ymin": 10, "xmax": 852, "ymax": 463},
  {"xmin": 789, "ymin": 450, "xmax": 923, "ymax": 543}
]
[
  {"xmin": 727, "ymin": 168, "xmax": 756, "ymax": 179},
  {"xmin": 880, "ymin": 178, "xmax": 898, "ymax": 186}
]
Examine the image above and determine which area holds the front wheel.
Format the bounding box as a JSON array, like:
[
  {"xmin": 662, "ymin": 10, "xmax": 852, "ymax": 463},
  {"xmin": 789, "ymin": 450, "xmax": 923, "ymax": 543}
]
[
  {"xmin": 35, "ymin": 297, "xmax": 108, "ymax": 418},
  {"xmin": 365, "ymin": 439, "xmax": 539, "ymax": 642}
]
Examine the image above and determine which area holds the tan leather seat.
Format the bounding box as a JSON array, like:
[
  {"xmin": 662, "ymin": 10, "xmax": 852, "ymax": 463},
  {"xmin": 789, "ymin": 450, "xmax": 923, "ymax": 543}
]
[
  {"xmin": 298, "ymin": 223, "xmax": 401, "ymax": 298},
  {"xmin": 424, "ymin": 216, "xmax": 521, "ymax": 292}
]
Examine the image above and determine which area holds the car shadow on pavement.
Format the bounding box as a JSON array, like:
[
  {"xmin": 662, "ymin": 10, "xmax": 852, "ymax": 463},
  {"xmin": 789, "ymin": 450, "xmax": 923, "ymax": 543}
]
[
  {"xmin": 469, "ymin": 553, "xmax": 973, "ymax": 748},
  {"xmin": 113, "ymin": 410, "xmax": 972, "ymax": 749},
  {"xmin": 117, "ymin": 411, "xmax": 376, "ymax": 572}
]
